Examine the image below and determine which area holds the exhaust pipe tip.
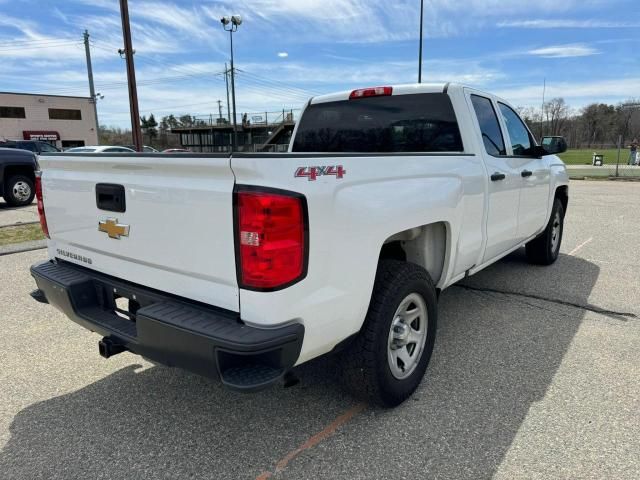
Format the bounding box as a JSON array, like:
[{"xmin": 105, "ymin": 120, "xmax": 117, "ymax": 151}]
[{"xmin": 98, "ymin": 337, "xmax": 126, "ymax": 359}]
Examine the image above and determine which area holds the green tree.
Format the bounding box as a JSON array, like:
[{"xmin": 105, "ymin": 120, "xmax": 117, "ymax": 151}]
[{"xmin": 140, "ymin": 114, "xmax": 159, "ymax": 146}]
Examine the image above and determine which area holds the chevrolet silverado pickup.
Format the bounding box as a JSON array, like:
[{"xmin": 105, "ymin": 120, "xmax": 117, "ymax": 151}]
[{"xmin": 30, "ymin": 83, "xmax": 569, "ymax": 407}]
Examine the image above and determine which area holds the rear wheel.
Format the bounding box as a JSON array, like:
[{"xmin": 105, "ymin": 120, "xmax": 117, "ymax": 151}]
[
  {"xmin": 341, "ymin": 260, "xmax": 437, "ymax": 407},
  {"xmin": 526, "ymin": 198, "xmax": 565, "ymax": 265},
  {"xmin": 4, "ymin": 174, "xmax": 35, "ymax": 207}
]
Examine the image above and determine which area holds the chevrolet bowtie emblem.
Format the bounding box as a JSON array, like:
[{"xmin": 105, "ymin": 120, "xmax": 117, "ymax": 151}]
[{"xmin": 98, "ymin": 218, "xmax": 130, "ymax": 239}]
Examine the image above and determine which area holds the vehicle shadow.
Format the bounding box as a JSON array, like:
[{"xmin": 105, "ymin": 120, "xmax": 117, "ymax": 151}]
[{"xmin": 0, "ymin": 250, "xmax": 600, "ymax": 479}]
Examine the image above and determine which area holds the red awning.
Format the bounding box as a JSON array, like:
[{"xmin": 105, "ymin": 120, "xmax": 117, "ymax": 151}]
[{"xmin": 23, "ymin": 131, "xmax": 60, "ymax": 141}]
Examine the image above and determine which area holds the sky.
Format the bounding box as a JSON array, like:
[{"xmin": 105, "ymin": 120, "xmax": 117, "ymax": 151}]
[{"xmin": 0, "ymin": 0, "xmax": 638, "ymax": 127}]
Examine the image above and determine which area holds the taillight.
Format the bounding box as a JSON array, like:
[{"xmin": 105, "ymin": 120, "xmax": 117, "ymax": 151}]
[
  {"xmin": 235, "ymin": 187, "xmax": 307, "ymax": 290},
  {"xmin": 349, "ymin": 86, "xmax": 393, "ymax": 99},
  {"xmin": 35, "ymin": 173, "xmax": 49, "ymax": 238}
]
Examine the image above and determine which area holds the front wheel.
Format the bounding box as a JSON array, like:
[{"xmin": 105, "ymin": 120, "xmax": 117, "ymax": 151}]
[
  {"xmin": 526, "ymin": 198, "xmax": 565, "ymax": 265},
  {"xmin": 341, "ymin": 260, "xmax": 438, "ymax": 407}
]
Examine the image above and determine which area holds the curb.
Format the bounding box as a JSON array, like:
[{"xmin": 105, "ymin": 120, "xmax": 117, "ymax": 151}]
[
  {"xmin": 0, "ymin": 240, "xmax": 47, "ymax": 257},
  {"xmin": 0, "ymin": 221, "xmax": 40, "ymax": 229}
]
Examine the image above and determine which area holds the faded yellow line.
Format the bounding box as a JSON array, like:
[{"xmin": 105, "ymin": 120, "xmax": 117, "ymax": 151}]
[
  {"xmin": 256, "ymin": 402, "xmax": 367, "ymax": 479},
  {"xmin": 569, "ymin": 237, "xmax": 593, "ymax": 256}
]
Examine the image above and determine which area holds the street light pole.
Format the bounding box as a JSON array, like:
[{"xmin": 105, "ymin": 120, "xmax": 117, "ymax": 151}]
[
  {"xmin": 229, "ymin": 29, "xmax": 238, "ymax": 150},
  {"xmin": 221, "ymin": 15, "xmax": 242, "ymax": 151},
  {"xmin": 418, "ymin": 0, "xmax": 424, "ymax": 83}
]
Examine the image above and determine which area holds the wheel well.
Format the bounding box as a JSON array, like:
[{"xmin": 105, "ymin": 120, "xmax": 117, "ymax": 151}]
[
  {"xmin": 555, "ymin": 185, "xmax": 568, "ymax": 214},
  {"xmin": 3, "ymin": 165, "xmax": 35, "ymax": 185},
  {"xmin": 379, "ymin": 222, "xmax": 447, "ymax": 286}
]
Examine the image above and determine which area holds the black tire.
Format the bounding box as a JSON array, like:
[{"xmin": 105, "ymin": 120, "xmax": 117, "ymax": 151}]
[
  {"xmin": 526, "ymin": 198, "xmax": 565, "ymax": 265},
  {"xmin": 341, "ymin": 260, "xmax": 438, "ymax": 407},
  {"xmin": 4, "ymin": 174, "xmax": 35, "ymax": 207}
]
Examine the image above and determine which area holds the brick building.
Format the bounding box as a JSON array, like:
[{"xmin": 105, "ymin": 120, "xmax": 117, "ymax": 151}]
[{"xmin": 0, "ymin": 92, "xmax": 98, "ymax": 149}]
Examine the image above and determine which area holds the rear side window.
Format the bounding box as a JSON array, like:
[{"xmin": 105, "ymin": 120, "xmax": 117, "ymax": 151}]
[
  {"xmin": 470, "ymin": 95, "xmax": 506, "ymax": 156},
  {"xmin": 292, "ymin": 93, "xmax": 463, "ymax": 153},
  {"xmin": 38, "ymin": 142, "xmax": 59, "ymax": 153}
]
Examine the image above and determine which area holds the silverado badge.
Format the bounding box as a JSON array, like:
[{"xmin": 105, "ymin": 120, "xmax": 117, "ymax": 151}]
[{"xmin": 98, "ymin": 218, "xmax": 130, "ymax": 239}]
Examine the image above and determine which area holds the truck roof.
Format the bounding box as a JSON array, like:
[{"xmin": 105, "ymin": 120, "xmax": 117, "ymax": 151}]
[{"xmin": 309, "ymin": 82, "xmax": 473, "ymax": 105}]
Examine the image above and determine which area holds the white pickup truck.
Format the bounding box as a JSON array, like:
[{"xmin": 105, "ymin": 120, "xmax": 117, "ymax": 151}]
[{"xmin": 31, "ymin": 83, "xmax": 569, "ymax": 407}]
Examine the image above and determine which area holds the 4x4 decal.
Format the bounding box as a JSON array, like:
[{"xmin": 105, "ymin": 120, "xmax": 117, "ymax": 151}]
[{"xmin": 294, "ymin": 165, "xmax": 346, "ymax": 181}]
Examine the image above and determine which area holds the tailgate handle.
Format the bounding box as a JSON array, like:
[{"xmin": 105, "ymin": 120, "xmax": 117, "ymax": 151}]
[{"xmin": 96, "ymin": 184, "xmax": 126, "ymax": 212}]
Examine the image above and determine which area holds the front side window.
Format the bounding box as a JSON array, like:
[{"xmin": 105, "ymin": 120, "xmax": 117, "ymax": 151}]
[
  {"xmin": 498, "ymin": 103, "xmax": 534, "ymax": 156},
  {"xmin": 0, "ymin": 106, "xmax": 26, "ymax": 118},
  {"xmin": 48, "ymin": 108, "xmax": 82, "ymax": 120},
  {"xmin": 292, "ymin": 93, "xmax": 463, "ymax": 153},
  {"xmin": 470, "ymin": 95, "xmax": 506, "ymax": 156}
]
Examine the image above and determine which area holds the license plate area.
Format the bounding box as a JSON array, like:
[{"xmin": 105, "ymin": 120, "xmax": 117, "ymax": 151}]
[{"xmin": 96, "ymin": 283, "xmax": 144, "ymax": 323}]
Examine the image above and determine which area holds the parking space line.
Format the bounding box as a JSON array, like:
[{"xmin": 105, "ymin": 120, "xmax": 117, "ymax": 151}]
[
  {"xmin": 569, "ymin": 237, "xmax": 593, "ymax": 256},
  {"xmin": 255, "ymin": 402, "xmax": 367, "ymax": 479}
]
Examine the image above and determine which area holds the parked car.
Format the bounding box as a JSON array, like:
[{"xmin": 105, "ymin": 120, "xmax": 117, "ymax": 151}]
[
  {"xmin": 30, "ymin": 83, "xmax": 569, "ymax": 407},
  {"xmin": 65, "ymin": 146, "xmax": 135, "ymax": 153},
  {"xmin": 0, "ymin": 140, "xmax": 60, "ymax": 154},
  {"xmin": 0, "ymin": 147, "xmax": 37, "ymax": 206},
  {"xmin": 124, "ymin": 145, "xmax": 159, "ymax": 152}
]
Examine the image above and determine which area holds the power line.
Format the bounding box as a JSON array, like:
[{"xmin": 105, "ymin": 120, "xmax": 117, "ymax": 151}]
[
  {"xmin": 0, "ymin": 41, "xmax": 81, "ymax": 52},
  {"xmin": 0, "ymin": 37, "xmax": 80, "ymax": 47},
  {"xmin": 237, "ymin": 69, "xmax": 319, "ymax": 97}
]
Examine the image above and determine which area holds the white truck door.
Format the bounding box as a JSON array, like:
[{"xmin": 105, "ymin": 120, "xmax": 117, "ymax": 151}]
[
  {"xmin": 496, "ymin": 102, "xmax": 551, "ymax": 242},
  {"xmin": 467, "ymin": 93, "xmax": 523, "ymax": 263}
]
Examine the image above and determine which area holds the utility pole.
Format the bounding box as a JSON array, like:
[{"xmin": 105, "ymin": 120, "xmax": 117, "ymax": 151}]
[
  {"xmin": 83, "ymin": 29, "xmax": 100, "ymax": 143},
  {"xmin": 217, "ymin": 100, "xmax": 223, "ymax": 120},
  {"xmin": 418, "ymin": 0, "xmax": 424, "ymax": 83},
  {"xmin": 224, "ymin": 62, "xmax": 231, "ymax": 123},
  {"xmin": 119, "ymin": 0, "xmax": 143, "ymax": 152},
  {"xmin": 539, "ymin": 78, "xmax": 546, "ymax": 139}
]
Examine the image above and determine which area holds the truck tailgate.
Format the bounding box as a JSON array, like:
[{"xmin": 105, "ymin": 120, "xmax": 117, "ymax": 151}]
[{"xmin": 39, "ymin": 153, "xmax": 238, "ymax": 312}]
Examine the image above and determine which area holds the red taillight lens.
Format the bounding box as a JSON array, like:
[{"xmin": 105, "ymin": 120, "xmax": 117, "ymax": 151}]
[
  {"xmin": 35, "ymin": 174, "xmax": 49, "ymax": 238},
  {"xmin": 236, "ymin": 188, "xmax": 307, "ymax": 290},
  {"xmin": 349, "ymin": 86, "xmax": 393, "ymax": 99}
]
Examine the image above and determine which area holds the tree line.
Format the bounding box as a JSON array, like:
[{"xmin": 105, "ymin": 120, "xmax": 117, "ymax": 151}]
[
  {"xmin": 518, "ymin": 98, "xmax": 640, "ymax": 149},
  {"xmin": 99, "ymin": 113, "xmax": 208, "ymax": 149}
]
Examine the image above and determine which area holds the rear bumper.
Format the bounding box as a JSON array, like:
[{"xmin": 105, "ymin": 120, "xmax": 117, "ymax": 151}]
[{"xmin": 30, "ymin": 260, "xmax": 304, "ymax": 391}]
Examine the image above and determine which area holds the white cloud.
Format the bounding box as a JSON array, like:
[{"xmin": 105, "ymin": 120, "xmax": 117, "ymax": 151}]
[
  {"xmin": 528, "ymin": 44, "xmax": 600, "ymax": 58},
  {"xmin": 499, "ymin": 19, "xmax": 640, "ymax": 29},
  {"xmin": 277, "ymin": 52, "xmax": 288, "ymax": 58}
]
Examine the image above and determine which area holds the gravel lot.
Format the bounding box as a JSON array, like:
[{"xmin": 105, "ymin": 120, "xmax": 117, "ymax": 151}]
[{"xmin": 1, "ymin": 180, "xmax": 638, "ymax": 479}]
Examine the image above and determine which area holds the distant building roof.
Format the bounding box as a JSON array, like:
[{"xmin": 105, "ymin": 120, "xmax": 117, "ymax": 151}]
[{"xmin": 0, "ymin": 91, "xmax": 91, "ymax": 100}]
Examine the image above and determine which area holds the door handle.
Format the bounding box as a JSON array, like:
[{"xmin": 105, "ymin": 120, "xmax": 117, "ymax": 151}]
[
  {"xmin": 521, "ymin": 170, "xmax": 533, "ymax": 178},
  {"xmin": 490, "ymin": 172, "xmax": 506, "ymax": 181}
]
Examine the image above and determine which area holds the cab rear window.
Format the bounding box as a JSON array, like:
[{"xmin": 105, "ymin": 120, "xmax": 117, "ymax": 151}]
[{"xmin": 292, "ymin": 93, "xmax": 463, "ymax": 153}]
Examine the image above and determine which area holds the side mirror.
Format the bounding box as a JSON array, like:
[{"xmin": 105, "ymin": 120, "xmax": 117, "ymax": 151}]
[{"xmin": 538, "ymin": 136, "xmax": 568, "ymax": 156}]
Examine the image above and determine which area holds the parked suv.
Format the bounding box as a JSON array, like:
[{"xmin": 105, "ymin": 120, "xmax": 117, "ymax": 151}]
[
  {"xmin": 0, "ymin": 147, "xmax": 37, "ymax": 206},
  {"xmin": 0, "ymin": 140, "xmax": 61, "ymax": 154}
]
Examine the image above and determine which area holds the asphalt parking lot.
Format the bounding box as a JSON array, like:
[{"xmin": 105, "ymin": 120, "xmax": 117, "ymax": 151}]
[{"xmin": 1, "ymin": 180, "xmax": 638, "ymax": 479}]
